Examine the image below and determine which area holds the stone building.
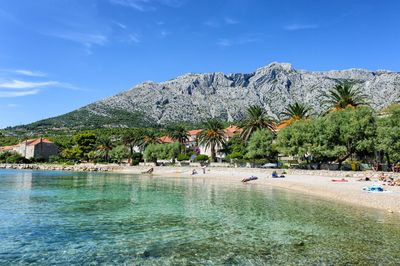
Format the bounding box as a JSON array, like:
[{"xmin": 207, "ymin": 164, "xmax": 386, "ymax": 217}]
[{"xmin": 4, "ymin": 138, "xmax": 58, "ymax": 160}]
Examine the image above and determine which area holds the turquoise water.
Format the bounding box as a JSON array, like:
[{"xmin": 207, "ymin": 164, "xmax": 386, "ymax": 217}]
[{"xmin": 1, "ymin": 170, "xmax": 400, "ymax": 265}]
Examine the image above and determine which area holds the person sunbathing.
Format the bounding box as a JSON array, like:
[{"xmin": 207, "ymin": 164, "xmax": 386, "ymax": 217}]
[
  {"xmin": 241, "ymin": 176, "xmax": 258, "ymax": 182},
  {"xmin": 357, "ymin": 176, "xmax": 371, "ymax": 181},
  {"xmin": 141, "ymin": 167, "xmax": 154, "ymax": 174}
]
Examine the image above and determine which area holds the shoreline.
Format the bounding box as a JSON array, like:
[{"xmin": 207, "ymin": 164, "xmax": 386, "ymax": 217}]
[{"xmin": 2, "ymin": 163, "xmax": 400, "ymax": 213}]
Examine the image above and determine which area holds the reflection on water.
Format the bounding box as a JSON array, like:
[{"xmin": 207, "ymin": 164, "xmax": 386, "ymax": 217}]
[{"xmin": 0, "ymin": 169, "xmax": 400, "ymax": 265}]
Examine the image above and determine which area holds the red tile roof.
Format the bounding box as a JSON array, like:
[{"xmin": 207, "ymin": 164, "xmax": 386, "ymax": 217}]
[
  {"xmin": 21, "ymin": 138, "xmax": 54, "ymax": 146},
  {"xmin": 0, "ymin": 145, "xmax": 17, "ymax": 151},
  {"xmin": 188, "ymin": 129, "xmax": 202, "ymax": 135},
  {"xmin": 159, "ymin": 136, "xmax": 175, "ymax": 143},
  {"xmin": 224, "ymin": 125, "xmax": 242, "ymax": 137}
]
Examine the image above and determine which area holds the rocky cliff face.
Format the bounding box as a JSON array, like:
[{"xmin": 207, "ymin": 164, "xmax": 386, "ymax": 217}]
[{"xmin": 23, "ymin": 62, "xmax": 400, "ymax": 129}]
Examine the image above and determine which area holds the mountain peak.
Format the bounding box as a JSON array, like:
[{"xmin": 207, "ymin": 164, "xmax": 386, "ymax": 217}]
[{"xmin": 14, "ymin": 62, "xmax": 400, "ymax": 131}]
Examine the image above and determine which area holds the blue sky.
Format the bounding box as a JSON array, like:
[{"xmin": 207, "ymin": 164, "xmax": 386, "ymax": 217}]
[{"xmin": 0, "ymin": 0, "xmax": 399, "ymax": 128}]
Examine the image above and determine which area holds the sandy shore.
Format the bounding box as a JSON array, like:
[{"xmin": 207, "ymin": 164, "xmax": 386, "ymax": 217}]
[
  {"xmin": 118, "ymin": 166, "xmax": 400, "ymax": 214},
  {"xmin": 2, "ymin": 163, "xmax": 400, "ymax": 213}
]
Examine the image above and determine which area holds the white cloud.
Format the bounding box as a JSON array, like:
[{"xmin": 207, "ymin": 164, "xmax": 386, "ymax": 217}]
[
  {"xmin": 160, "ymin": 30, "xmax": 170, "ymax": 38},
  {"xmin": 204, "ymin": 17, "xmax": 240, "ymax": 28},
  {"xmin": 216, "ymin": 36, "xmax": 260, "ymax": 47},
  {"xmin": 0, "ymin": 80, "xmax": 59, "ymax": 90},
  {"xmin": 216, "ymin": 39, "xmax": 232, "ymax": 47},
  {"xmin": 224, "ymin": 17, "xmax": 239, "ymax": 25},
  {"xmin": 0, "ymin": 69, "xmax": 47, "ymax": 77},
  {"xmin": 47, "ymin": 31, "xmax": 108, "ymax": 47},
  {"xmin": 203, "ymin": 20, "xmax": 220, "ymax": 28},
  {"xmin": 109, "ymin": 0, "xmax": 156, "ymax": 12},
  {"xmin": 0, "ymin": 103, "xmax": 18, "ymax": 108},
  {"xmin": 128, "ymin": 33, "xmax": 141, "ymax": 43},
  {"xmin": 284, "ymin": 24, "xmax": 318, "ymax": 31},
  {"xmin": 109, "ymin": 0, "xmax": 185, "ymax": 11},
  {"xmin": 14, "ymin": 69, "xmax": 47, "ymax": 77},
  {"xmin": 113, "ymin": 21, "xmax": 127, "ymax": 29},
  {"xmin": 0, "ymin": 89, "xmax": 40, "ymax": 98}
]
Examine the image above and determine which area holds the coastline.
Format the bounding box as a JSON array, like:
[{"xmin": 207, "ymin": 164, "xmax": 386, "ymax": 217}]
[{"xmin": 2, "ymin": 163, "xmax": 400, "ymax": 213}]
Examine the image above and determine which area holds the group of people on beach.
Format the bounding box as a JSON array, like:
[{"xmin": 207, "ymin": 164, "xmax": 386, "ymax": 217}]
[
  {"xmin": 378, "ymin": 173, "xmax": 400, "ymax": 186},
  {"xmin": 358, "ymin": 173, "xmax": 400, "ymax": 186},
  {"xmin": 191, "ymin": 165, "xmax": 207, "ymax": 175}
]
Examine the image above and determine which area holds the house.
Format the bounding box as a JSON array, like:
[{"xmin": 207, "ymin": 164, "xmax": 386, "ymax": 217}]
[
  {"xmin": 158, "ymin": 136, "xmax": 175, "ymax": 143},
  {"xmin": 0, "ymin": 138, "xmax": 59, "ymax": 160},
  {"xmin": 190, "ymin": 125, "xmax": 242, "ymax": 160}
]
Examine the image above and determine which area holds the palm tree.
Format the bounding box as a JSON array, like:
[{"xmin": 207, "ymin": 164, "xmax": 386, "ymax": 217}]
[
  {"xmin": 166, "ymin": 125, "xmax": 189, "ymax": 153},
  {"xmin": 324, "ymin": 83, "xmax": 368, "ymax": 111},
  {"xmin": 197, "ymin": 120, "xmax": 226, "ymax": 162},
  {"xmin": 240, "ymin": 105, "xmax": 274, "ymax": 142},
  {"xmin": 122, "ymin": 129, "xmax": 143, "ymax": 164},
  {"xmin": 97, "ymin": 136, "xmax": 113, "ymax": 162},
  {"xmin": 281, "ymin": 102, "xmax": 312, "ymax": 123},
  {"xmin": 142, "ymin": 130, "xmax": 161, "ymax": 149}
]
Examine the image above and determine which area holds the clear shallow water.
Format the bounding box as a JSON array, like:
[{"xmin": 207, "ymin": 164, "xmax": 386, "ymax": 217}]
[{"xmin": 1, "ymin": 170, "xmax": 400, "ymax": 265}]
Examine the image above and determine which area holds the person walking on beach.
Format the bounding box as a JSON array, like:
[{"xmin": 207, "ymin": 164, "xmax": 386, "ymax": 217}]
[{"xmin": 202, "ymin": 165, "xmax": 206, "ymax": 174}]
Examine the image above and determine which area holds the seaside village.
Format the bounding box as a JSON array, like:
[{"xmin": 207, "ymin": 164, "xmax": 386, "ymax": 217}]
[{"xmin": 0, "ymin": 125, "xmax": 250, "ymax": 164}]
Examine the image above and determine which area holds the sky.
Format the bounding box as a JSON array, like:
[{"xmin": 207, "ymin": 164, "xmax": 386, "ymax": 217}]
[{"xmin": 0, "ymin": 0, "xmax": 399, "ymax": 128}]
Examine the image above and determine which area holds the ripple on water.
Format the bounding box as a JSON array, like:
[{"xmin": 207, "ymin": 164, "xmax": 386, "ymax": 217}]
[{"xmin": 0, "ymin": 169, "xmax": 400, "ymax": 265}]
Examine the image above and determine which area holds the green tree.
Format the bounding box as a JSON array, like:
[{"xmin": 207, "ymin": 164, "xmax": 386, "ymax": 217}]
[
  {"xmin": 74, "ymin": 132, "xmax": 97, "ymax": 160},
  {"xmin": 142, "ymin": 129, "xmax": 161, "ymax": 149},
  {"xmin": 245, "ymin": 129, "xmax": 277, "ymax": 163},
  {"xmin": 122, "ymin": 129, "xmax": 143, "ymax": 164},
  {"xmin": 240, "ymin": 105, "xmax": 274, "ymax": 141},
  {"xmin": 323, "ymin": 83, "xmax": 368, "ymax": 111},
  {"xmin": 281, "ymin": 102, "xmax": 312, "ymax": 122},
  {"xmin": 166, "ymin": 125, "xmax": 189, "ymax": 153},
  {"xmin": 224, "ymin": 135, "xmax": 247, "ymax": 161},
  {"xmin": 110, "ymin": 145, "xmax": 129, "ymax": 164},
  {"xmin": 197, "ymin": 120, "xmax": 226, "ymax": 162},
  {"xmin": 320, "ymin": 107, "xmax": 376, "ymax": 169},
  {"xmin": 377, "ymin": 108, "xmax": 400, "ymax": 166},
  {"xmin": 276, "ymin": 119, "xmax": 316, "ymax": 163},
  {"xmin": 97, "ymin": 136, "xmax": 113, "ymax": 162},
  {"xmin": 143, "ymin": 142, "xmax": 181, "ymax": 164}
]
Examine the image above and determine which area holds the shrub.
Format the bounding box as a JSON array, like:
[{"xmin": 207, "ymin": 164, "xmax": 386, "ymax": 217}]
[
  {"xmin": 5, "ymin": 153, "xmax": 29, "ymax": 164},
  {"xmin": 193, "ymin": 154, "xmax": 209, "ymax": 162},
  {"xmin": 131, "ymin": 159, "xmax": 140, "ymax": 166},
  {"xmin": 177, "ymin": 154, "xmax": 190, "ymax": 161}
]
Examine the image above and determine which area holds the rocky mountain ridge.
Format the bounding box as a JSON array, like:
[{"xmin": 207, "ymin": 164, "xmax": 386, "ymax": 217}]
[{"xmin": 16, "ymin": 62, "xmax": 400, "ymax": 130}]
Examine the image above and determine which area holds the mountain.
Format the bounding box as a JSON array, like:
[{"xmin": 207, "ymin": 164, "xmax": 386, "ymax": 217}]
[{"xmin": 14, "ymin": 62, "xmax": 400, "ymax": 131}]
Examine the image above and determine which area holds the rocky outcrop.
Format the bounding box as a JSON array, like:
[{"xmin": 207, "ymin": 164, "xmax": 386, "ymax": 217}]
[{"xmin": 21, "ymin": 62, "xmax": 400, "ymax": 128}]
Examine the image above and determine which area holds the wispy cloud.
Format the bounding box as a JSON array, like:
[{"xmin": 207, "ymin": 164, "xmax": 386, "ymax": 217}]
[
  {"xmin": 0, "ymin": 103, "xmax": 19, "ymax": 108},
  {"xmin": 112, "ymin": 21, "xmax": 127, "ymax": 29},
  {"xmin": 284, "ymin": 24, "xmax": 318, "ymax": 31},
  {"xmin": 204, "ymin": 17, "xmax": 240, "ymax": 28},
  {"xmin": 14, "ymin": 69, "xmax": 47, "ymax": 77},
  {"xmin": 0, "ymin": 69, "xmax": 47, "ymax": 77},
  {"xmin": 109, "ymin": 0, "xmax": 185, "ymax": 11},
  {"xmin": 216, "ymin": 39, "xmax": 232, "ymax": 47},
  {"xmin": 224, "ymin": 17, "xmax": 239, "ymax": 25},
  {"xmin": 0, "ymin": 80, "xmax": 58, "ymax": 90},
  {"xmin": 0, "ymin": 89, "xmax": 40, "ymax": 98},
  {"xmin": 216, "ymin": 36, "xmax": 261, "ymax": 47},
  {"xmin": 0, "ymin": 8, "xmax": 18, "ymax": 23},
  {"xmin": 47, "ymin": 31, "xmax": 108, "ymax": 47},
  {"xmin": 203, "ymin": 20, "xmax": 220, "ymax": 28},
  {"xmin": 160, "ymin": 30, "xmax": 170, "ymax": 38},
  {"xmin": 0, "ymin": 75, "xmax": 89, "ymax": 97}
]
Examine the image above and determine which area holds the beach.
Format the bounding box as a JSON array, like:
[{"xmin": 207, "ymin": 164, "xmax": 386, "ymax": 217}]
[
  {"xmin": 118, "ymin": 166, "xmax": 400, "ymax": 214},
  {"xmin": 1, "ymin": 163, "xmax": 400, "ymax": 213}
]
